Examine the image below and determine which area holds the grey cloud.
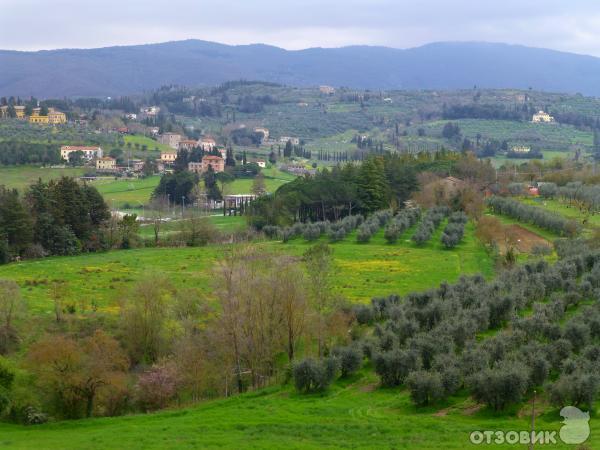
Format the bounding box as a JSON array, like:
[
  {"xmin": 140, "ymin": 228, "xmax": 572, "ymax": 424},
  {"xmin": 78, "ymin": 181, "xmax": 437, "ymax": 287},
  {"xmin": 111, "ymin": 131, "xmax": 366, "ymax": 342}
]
[{"xmin": 1, "ymin": 0, "xmax": 600, "ymax": 56}]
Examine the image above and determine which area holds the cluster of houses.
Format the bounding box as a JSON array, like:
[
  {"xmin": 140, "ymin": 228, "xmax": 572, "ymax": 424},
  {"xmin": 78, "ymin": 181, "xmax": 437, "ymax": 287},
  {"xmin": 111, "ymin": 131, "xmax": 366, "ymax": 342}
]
[{"xmin": 0, "ymin": 105, "xmax": 67, "ymax": 124}]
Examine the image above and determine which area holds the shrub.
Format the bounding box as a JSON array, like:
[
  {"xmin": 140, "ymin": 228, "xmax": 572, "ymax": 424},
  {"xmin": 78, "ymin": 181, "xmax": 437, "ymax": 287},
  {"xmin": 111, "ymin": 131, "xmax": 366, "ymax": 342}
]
[
  {"xmin": 262, "ymin": 225, "xmax": 281, "ymax": 239},
  {"xmin": 135, "ymin": 361, "xmax": 179, "ymax": 412},
  {"xmin": 293, "ymin": 358, "xmax": 336, "ymax": 393},
  {"xmin": 469, "ymin": 362, "xmax": 528, "ymax": 411},
  {"xmin": 549, "ymin": 371, "xmax": 600, "ymax": 409},
  {"xmin": 384, "ymin": 223, "xmax": 401, "ymax": 244},
  {"xmin": 303, "ymin": 224, "xmax": 322, "ymax": 241},
  {"xmin": 373, "ymin": 349, "xmax": 420, "ymax": 387},
  {"xmin": 332, "ymin": 346, "xmax": 363, "ymax": 378},
  {"xmin": 406, "ymin": 370, "xmax": 445, "ymax": 406}
]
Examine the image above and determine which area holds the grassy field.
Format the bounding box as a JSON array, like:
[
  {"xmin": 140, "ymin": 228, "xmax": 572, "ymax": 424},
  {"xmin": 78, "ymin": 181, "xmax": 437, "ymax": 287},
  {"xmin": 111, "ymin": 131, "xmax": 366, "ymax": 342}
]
[
  {"xmin": 519, "ymin": 196, "xmax": 600, "ymax": 229},
  {"xmin": 0, "ymin": 369, "xmax": 589, "ymax": 449},
  {"xmin": 228, "ymin": 167, "xmax": 296, "ymax": 195},
  {"xmin": 0, "ymin": 165, "xmax": 87, "ymax": 192},
  {"xmin": 488, "ymin": 150, "xmax": 573, "ymax": 168},
  {"xmin": 421, "ymin": 119, "xmax": 592, "ymax": 149},
  {"xmin": 90, "ymin": 176, "xmax": 161, "ymax": 209},
  {"xmin": 0, "ymin": 221, "xmax": 492, "ymax": 315},
  {"xmin": 123, "ymin": 134, "xmax": 172, "ymax": 153},
  {"xmin": 138, "ymin": 215, "xmax": 247, "ymax": 237}
]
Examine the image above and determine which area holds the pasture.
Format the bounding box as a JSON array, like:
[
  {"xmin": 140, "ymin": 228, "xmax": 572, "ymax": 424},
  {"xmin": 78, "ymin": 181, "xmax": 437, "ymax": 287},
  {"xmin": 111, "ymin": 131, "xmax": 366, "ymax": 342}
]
[
  {"xmin": 0, "ymin": 221, "xmax": 493, "ymax": 315},
  {"xmin": 0, "ymin": 165, "xmax": 87, "ymax": 192},
  {"xmin": 0, "ymin": 369, "xmax": 590, "ymax": 449}
]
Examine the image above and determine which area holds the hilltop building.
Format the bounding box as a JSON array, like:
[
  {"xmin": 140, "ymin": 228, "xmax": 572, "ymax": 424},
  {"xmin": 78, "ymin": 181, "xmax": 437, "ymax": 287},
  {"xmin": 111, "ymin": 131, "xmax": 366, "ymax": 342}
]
[
  {"xmin": 160, "ymin": 151, "xmax": 178, "ymax": 164},
  {"xmin": 60, "ymin": 146, "xmax": 103, "ymax": 161},
  {"xmin": 158, "ymin": 133, "xmax": 182, "ymax": 149},
  {"xmin": 532, "ymin": 110, "xmax": 555, "ymax": 123},
  {"xmin": 254, "ymin": 127, "xmax": 270, "ymax": 143},
  {"xmin": 197, "ymin": 137, "xmax": 216, "ymax": 151},
  {"xmin": 279, "ymin": 136, "xmax": 300, "ymax": 145},
  {"xmin": 28, "ymin": 108, "xmax": 67, "ymax": 125},
  {"xmin": 96, "ymin": 157, "xmax": 117, "ymax": 171},
  {"xmin": 319, "ymin": 85, "xmax": 335, "ymax": 95}
]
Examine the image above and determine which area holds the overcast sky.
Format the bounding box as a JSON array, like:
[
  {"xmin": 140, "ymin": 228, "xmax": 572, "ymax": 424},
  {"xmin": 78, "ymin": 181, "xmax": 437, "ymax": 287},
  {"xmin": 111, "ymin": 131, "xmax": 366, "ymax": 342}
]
[{"xmin": 2, "ymin": 0, "xmax": 600, "ymax": 56}]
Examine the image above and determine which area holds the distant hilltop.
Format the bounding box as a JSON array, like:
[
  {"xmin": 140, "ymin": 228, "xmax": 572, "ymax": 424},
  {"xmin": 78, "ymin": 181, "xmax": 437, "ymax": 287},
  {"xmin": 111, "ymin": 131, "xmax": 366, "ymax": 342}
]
[{"xmin": 2, "ymin": 40, "xmax": 600, "ymax": 97}]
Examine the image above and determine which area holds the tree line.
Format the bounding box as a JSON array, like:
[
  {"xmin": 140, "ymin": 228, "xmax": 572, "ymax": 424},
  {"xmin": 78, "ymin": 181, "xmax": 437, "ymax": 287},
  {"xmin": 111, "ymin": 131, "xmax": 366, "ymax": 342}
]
[
  {"xmin": 248, "ymin": 152, "xmax": 465, "ymax": 228},
  {"xmin": 0, "ymin": 178, "xmax": 110, "ymax": 263}
]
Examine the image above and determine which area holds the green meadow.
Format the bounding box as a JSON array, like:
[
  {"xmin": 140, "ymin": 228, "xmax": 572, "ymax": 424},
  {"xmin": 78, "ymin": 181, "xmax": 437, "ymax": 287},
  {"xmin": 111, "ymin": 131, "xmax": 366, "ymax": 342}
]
[
  {"xmin": 0, "ymin": 221, "xmax": 492, "ymax": 315},
  {"xmin": 0, "ymin": 165, "xmax": 87, "ymax": 192},
  {"xmin": 0, "ymin": 370, "xmax": 590, "ymax": 449}
]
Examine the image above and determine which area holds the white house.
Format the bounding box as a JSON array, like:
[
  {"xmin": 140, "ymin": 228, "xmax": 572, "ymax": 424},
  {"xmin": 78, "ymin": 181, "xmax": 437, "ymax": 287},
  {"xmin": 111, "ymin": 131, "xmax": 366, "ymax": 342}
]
[
  {"xmin": 60, "ymin": 146, "xmax": 103, "ymax": 161},
  {"xmin": 532, "ymin": 110, "xmax": 555, "ymax": 123},
  {"xmin": 279, "ymin": 136, "xmax": 300, "ymax": 145}
]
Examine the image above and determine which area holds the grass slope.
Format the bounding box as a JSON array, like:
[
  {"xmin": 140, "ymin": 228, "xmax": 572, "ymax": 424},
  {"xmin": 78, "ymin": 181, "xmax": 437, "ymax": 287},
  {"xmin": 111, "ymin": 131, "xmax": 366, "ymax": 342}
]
[
  {"xmin": 0, "ymin": 222, "xmax": 492, "ymax": 315},
  {"xmin": 0, "ymin": 166, "xmax": 87, "ymax": 192},
  {"xmin": 0, "ymin": 371, "xmax": 587, "ymax": 449}
]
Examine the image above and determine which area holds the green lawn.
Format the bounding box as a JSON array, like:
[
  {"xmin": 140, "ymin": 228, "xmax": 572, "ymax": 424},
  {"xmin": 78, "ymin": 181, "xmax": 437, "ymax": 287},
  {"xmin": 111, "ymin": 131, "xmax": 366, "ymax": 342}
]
[
  {"xmin": 227, "ymin": 167, "xmax": 296, "ymax": 195},
  {"xmin": 0, "ymin": 221, "xmax": 492, "ymax": 315},
  {"xmin": 0, "ymin": 165, "xmax": 87, "ymax": 192},
  {"xmin": 138, "ymin": 215, "xmax": 247, "ymax": 237},
  {"xmin": 123, "ymin": 134, "xmax": 172, "ymax": 153},
  {"xmin": 0, "ymin": 370, "xmax": 589, "ymax": 449},
  {"xmin": 90, "ymin": 176, "xmax": 160, "ymax": 209}
]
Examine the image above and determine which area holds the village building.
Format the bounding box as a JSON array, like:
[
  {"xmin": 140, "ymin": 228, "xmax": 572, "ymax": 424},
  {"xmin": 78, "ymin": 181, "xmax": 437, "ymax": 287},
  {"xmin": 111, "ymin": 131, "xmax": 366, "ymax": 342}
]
[
  {"xmin": 187, "ymin": 162, "xmax": 203, "ymax": 174},
  {"xmin": 160, "ymin": 151, "xmax": 177, "ymax": 164},
  {"xmin": 178, "ymin": 139, "xmax": 198, "ymax": 151},
  {"xmin": 48, "ymin": 110, "xmax": 67, "ymax": 124},
  {"xmin": 96, "ymin": 157, "xmax": 116, "ymax": 171},
  {"xmin": 158, "ymin": 133, "xmax": 182, "ymax": 149},
  {"xmin": 149, "ymin": 127, "xmax": 160, "ymax": 135},
  {"xmin": 256, "ymin": 160, "xmax": 267, "ymax": 168},
  {"xmin": 140, "ymin": 106, "xmax": 160, "ymax": 116},
  {"xmin": 131, "ymin": 159, "xmax": 145, "ymax": 172},
  {"xmin": 254, "ymin": 127, "xmax": 270, "ymax": 142},
  {"xmin": 201, "ymin": 155, "xmax": 225, "ymax": 173},
  {"xmin": 13, "ymin": 106, "xmax": 26, "ymax": 119},
  {"xmin": 511, "ymin": 145, "xmax": 531, "ymax": 154},
  {"xmin": 197, "ymin": 137, "xmax": 217, "ymax": 151},
  {"xmin": 29, "ymin": 114, "xmax": 49, "ymax": 124},
  {"xmin": 319, "ymin": 85, "xmax": 335, "ymax": 95},
  {"xmin": 125, "ymin": 113, "xmax": 137, "ymax": 120},
  {"xmin": 60, "ymin": 146, "xmax": 103, "ymax": 161},
  {"xmin": 532, "ymin": 110, "xmax": 555, "ymax": 123},
  {"xmin": 279, "ymin": 136, "xmax": 300, "ymax": 145}
]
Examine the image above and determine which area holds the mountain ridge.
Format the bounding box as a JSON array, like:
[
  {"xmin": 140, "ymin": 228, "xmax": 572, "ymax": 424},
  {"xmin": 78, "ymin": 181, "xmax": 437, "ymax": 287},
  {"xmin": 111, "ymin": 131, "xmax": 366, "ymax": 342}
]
[{"xmin": 2, "ymin": 40, "xmax": 600, "ymax": 97}]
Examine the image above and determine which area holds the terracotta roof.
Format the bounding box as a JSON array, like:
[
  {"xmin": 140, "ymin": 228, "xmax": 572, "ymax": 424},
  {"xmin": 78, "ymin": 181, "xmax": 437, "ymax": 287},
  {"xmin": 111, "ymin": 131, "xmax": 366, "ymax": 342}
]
[{"xmin": 61, "ymin": 146, "xmax": 101, "ymax": 151}]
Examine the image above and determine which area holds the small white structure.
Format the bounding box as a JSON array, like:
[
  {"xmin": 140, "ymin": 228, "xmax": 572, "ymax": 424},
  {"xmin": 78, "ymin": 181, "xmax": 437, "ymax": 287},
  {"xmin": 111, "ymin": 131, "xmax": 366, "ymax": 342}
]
[
  {"xmin": 511, "ymin": 145, "xmax": 531, "ymax": 154},
  {"xmin": 141, "ymin": 106, "xmax": 160, "ymax": 116},
  {"xmin": 256, "ymin": 160, "xmax": 267, "ymax": 168},
  {"xmin": 279, "ymin": 136, "xmax": 300, "ymax": 145},
  {"xmin": 125, "ymin": 113, "xmax": 137, "ymax": 120},
  {"xmin": 532, "ymin": 110, "xmax": 555, "ymax": 123},
  {"xmin": 319, "ymin": 85, "xmax": 335, "ymax": 95},
  {"xmin": 254, "ymin": 127, "xmax": 270, "ymax": 143}
]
